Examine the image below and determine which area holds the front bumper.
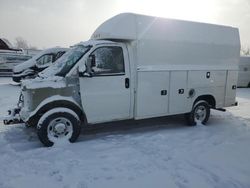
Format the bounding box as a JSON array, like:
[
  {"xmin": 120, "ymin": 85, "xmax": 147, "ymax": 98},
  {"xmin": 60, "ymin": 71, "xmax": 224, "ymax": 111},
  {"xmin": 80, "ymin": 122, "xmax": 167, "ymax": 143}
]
[
  {"xmin": 3, "ymin": 107, "xmax": 23, "ymax": 125},
  {"xmin": 3, "ymin": 93, "xmax": 28, "ymax": 125}
]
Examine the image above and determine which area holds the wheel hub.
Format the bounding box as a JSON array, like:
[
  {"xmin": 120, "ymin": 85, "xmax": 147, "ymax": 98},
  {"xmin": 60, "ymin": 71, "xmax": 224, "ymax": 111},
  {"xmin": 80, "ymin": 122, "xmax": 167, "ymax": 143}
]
[
  {"xmin": 47, "ymin": 117, "xmax": 73, "ymax": 138},
  {"xmin": 195, "ymin": 106, "xmax": 206, "ymax": 122},
  {"xmin": 54, "ymin": 123, "xmax": 66, "ymax": 134}
]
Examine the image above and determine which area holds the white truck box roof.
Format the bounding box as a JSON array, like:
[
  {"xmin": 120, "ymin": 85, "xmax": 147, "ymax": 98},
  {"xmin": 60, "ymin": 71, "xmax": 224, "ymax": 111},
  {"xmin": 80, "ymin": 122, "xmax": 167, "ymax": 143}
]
[{"xmin": 91, "ymin": 13, "xmax": 240, "ymax": 69}]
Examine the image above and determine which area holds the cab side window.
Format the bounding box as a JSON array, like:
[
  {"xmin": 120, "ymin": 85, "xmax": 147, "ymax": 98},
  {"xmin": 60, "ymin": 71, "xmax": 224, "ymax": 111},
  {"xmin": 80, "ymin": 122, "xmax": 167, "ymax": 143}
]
[{"xmin": 91, "ymin": 46, "xmax": 125, "ymax": 75}]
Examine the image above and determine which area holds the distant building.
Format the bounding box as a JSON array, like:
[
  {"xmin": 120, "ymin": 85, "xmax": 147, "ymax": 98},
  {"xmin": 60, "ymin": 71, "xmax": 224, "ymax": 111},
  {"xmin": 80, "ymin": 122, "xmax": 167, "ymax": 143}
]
[{"xmin": 0, "ymin": 38, "xmax": 36, "ymax": 76}]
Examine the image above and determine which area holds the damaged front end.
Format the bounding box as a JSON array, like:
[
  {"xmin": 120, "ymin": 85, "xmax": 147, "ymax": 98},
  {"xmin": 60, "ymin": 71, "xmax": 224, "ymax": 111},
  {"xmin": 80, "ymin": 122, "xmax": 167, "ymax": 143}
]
[
  {"xmin": 3, "ymin": 93, "xmax": 24, "ymax": 125},
  {"xmin": 3, "ymin": 75, "xmax": 81, "ymax": 126}
]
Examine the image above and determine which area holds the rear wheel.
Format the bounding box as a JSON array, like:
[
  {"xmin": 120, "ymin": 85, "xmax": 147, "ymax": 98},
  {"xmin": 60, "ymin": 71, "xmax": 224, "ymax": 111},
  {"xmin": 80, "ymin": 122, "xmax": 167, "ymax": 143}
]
[
  {"xmin": 37, "ymin": 108, "xmax": 81, "ymax": 147},
  {"xmin": 186, "ymin": 100, "xmax": 210, "ymax": 126}
]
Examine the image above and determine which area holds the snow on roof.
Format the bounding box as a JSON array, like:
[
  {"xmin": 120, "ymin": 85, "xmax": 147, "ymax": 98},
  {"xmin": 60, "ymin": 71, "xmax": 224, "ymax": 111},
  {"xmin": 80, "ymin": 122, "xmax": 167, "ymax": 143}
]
[
  {"xmin": 0, "ymin": 38, "xmax": 13, "ymax": 48},
  {"xmin": 76, "ymin": 39, "xmax": 116, "ymax": 47}
]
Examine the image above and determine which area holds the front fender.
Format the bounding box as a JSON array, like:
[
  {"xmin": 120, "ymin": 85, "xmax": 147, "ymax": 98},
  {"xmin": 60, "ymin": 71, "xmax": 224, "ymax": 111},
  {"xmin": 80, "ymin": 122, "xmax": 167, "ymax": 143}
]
[{"xmin": 26, "ymin": 95, "xmax": 86, "ymax": 127}]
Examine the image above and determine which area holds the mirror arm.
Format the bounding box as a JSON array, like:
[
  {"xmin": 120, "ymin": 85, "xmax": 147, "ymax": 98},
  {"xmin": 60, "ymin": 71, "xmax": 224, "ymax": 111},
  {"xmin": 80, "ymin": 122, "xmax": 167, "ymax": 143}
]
[{"xmin": 79, "ymin": 70, "xmax": 93, "ymax": 78}]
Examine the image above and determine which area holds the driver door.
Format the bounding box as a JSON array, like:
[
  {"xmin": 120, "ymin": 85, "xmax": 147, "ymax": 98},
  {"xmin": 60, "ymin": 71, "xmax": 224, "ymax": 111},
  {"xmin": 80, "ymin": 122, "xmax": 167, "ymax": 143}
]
[{"xmin": 79, "ymin": 44, "xmax": 131, "ymax": 124}]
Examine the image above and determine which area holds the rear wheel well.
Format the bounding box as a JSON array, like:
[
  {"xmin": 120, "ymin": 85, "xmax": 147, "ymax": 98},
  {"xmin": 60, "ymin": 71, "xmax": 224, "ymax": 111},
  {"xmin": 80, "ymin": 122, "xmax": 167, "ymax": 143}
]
[
  {"xmin": 194, "ymin": 95, "xmax": 216, "ymax": 108},
  {"xmin": 27, "ymin": 100, "xmax": 86, "ymax": 127}
]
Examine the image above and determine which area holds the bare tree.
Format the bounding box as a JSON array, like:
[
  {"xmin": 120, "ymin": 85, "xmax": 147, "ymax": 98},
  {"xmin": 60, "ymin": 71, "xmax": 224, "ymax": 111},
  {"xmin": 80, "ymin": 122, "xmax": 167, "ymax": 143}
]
[
  {"xmin": 241, "ymin": 46, "xmax": 250, "ymax": 56},
  {"xmin": 29, "ymin": 45, "xmax": 38, "ymax": 50},
  {"xmin": 15, "ymin": 37, "xmax": 29, "ymax": 49}
]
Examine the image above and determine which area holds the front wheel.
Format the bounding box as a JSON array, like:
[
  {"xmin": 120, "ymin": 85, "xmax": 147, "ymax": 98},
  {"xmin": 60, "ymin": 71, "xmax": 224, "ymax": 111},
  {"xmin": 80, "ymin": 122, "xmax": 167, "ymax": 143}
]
[
  {"xmin": 37, "ymin": 108, "xmax": 81, "ymax": 147},
  {"xmin": 186, "ymin": 100, "xmax": 210, "ymax": 126}
]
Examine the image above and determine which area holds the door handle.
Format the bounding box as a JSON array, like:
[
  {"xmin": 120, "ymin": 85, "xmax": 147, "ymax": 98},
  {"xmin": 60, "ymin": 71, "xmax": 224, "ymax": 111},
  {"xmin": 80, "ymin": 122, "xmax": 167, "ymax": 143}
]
[
  {"xmin": 125, "ymin": 78, "xmax": 130, "ymax": 88},
  {"xmin": 161, "ymin": 90, "xmax": 167, "ymax": 95}
]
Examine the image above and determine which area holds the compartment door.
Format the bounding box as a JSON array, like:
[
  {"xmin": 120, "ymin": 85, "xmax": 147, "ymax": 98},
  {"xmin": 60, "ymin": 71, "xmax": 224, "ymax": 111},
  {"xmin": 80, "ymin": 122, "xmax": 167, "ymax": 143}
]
[
  {"xmin": 225, "ymin": 70, "xmax": 238, "ymax": 107},
  {"xmin": 169, "ymin": 71, "xmax": 188, "ymax": 114},
  {"xmin": 136, "ymin": 71, "xmax": 170, "ymax": 119}
]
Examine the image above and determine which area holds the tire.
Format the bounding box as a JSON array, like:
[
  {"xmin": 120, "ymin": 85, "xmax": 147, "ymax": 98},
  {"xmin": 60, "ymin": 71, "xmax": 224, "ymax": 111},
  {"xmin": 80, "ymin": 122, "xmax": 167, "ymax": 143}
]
[
  {"xmin": 186, "ymin": 100, "xmax": 210, "ymax": 126},
  {"xmin": 248, "ymin": 82, "xmax": 250, "ymax": 88},
  {"xmin": 37, "ymin": 108, "xmax": 81, "ymax": 147}
]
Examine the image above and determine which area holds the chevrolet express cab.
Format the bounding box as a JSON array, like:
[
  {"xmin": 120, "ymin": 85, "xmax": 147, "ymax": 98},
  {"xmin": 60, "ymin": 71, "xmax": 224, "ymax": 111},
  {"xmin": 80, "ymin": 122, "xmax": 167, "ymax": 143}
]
[{"xmin": 4, "ymin": 13, "xmax": 240, "ymax": 146}]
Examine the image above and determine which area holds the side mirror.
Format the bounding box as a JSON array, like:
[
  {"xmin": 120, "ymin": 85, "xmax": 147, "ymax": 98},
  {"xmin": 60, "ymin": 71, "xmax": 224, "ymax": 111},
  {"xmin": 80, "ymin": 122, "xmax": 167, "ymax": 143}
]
[
  {"xmin": 87, "ymin": 55, "xmax": 96, "ymax": 68},
  {"xmin": 79, "ymin": 55, "xmax": 96, "ymax": 78},
  {"xmin": 86, "ymin": 55, "xmax": 96, "ymax": 76}
]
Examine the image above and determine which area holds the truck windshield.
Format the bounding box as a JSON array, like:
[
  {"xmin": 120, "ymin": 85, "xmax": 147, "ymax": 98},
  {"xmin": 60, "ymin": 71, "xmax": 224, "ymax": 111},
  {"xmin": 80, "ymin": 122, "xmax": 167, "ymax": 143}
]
[{"xmin": 40, "ymin": 45, "xmax": 91, "ymax": 78}]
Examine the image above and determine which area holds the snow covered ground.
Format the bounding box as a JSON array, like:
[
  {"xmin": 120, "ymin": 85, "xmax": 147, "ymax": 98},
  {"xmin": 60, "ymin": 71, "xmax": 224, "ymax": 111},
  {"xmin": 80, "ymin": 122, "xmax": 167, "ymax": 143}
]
[{"xmin": 0, "ymin": 77, "xmax": 250, "ymax": 188}]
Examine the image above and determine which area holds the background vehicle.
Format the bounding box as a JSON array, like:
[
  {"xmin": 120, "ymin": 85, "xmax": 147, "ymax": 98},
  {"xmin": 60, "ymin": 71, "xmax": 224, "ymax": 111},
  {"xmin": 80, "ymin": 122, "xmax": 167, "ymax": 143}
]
[
  {"xmin": 12, "ymin": 47, "xmax": 68, "ymax": 82},
  {"xmin": 4, "ymin": 13, "xmax": 240, "ymax": 146},
  {"xmin": 0, "ymin": 38, "xmax": 32, "ymax": 76},
  {"xmin": 237, "ymin": 56, "xmax": 250, "ymax": 87}
]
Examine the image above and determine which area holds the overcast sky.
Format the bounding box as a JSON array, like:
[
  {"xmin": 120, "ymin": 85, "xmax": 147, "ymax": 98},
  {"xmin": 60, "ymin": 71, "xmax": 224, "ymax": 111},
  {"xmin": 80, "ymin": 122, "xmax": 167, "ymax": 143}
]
[{"xmin": 0, "ymin": 0, "xmax": 250, "ymax": 49}]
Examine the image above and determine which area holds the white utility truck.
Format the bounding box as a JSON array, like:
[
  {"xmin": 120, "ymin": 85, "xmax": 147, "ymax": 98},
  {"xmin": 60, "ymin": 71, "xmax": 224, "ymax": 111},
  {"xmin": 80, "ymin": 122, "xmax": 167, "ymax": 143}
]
[
  {"xmin": 4, "ymin": 13, "xmax": 240, "ymax": 146},
  {"xmin": 237, "ymin": 56, "xmax": 250, "ymax": 87}
]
